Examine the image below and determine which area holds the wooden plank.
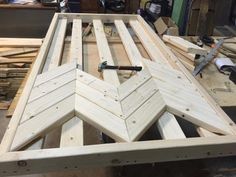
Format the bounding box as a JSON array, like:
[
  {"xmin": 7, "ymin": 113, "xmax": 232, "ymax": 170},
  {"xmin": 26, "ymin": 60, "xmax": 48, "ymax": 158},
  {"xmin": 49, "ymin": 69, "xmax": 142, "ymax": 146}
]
[
  {"xmin": 22, "ymin": 81, "xmax": 76, "ymax": 123},
  {"xmin": 0, "ymin": 48, "xmax": 38, "ymax": 57},
  {"xmin": 70, "ymin": 19, "xmax": 83, "ymax": 64},
  {"xmin": 114, "ymin": 20, "xmax": 143, "ymax": 66},
  {"xmin": 163, "ymin": 35, "xmax": 207, "ymax": 55},
  {"xmin": 0, "ymin": 38, "xmax": 42, "ymax": 47},
  {"xmin": 11, "ymin": 95, "xmax": 75, "ymax": 151},
  {"xmin": 60, "ymin": 18, "xmax": 84, "ymax": 148},
  {"xmin": 0, "ymin": 57, "xmax": 33, "ymax": 64},
  {"xmin": 59, "ymin": 13, "xmax": 138, "ymax": 23},
  {"xmin": 75, "ymin": 94, "xmax": 129, "ymax": 142},
  {"xmin": 2, "ymin": 135, "xmax": 236, "ymax": 176},
  {"xmin": 197, "ymin": 127, "xmax": 218, "ymax": 137},
  {"xmin": 0, "ymin": 14, "xmax": 59, "ymax": 154},
  {"xmin": 28, "ymin": 69, "xmax": 76, "ymax": 103},
  {"xmin": 43, "ymin": 18, "xmax": 67, "ymax": 72},
  {"xmin": 157, "ymin": 112, "xmax": 186, "ymax": 139},
  {"xmin": 93, "ymin": 19, "xmax": 120, "ymax": 87},
  {"xmin": 166, "ymin": 43, "xmax": 196, "ymax": 61},
  {"xmin": 60, "ymin": 117, "xmax": 83, "ymax": 147},
  {"xmin": 126, "ymin": 91, "xmax": 166, "ymax": 141},
  {"xmin": 129, "ymin": 20, "xmax": 168, "ymax": 64}
]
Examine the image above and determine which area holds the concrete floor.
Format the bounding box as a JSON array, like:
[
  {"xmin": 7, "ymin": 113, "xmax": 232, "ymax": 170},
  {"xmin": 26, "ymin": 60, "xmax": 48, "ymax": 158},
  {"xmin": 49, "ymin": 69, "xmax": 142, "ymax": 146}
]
[{"xmin": 1, "ymin": 109, "xmax": 236, "ymax": 177}]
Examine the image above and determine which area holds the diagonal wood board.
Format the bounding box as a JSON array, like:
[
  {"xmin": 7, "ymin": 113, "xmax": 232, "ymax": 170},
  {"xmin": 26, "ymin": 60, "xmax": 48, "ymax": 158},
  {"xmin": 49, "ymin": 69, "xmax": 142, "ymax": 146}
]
[{"xmin": 0, "ymin": 13, "xmax": 236, "ymax": 176}]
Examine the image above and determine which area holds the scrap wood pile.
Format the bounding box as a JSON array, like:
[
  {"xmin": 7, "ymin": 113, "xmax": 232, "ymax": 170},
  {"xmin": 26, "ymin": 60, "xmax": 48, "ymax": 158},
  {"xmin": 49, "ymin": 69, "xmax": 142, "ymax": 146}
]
[
  {"xmin": 163, "ymin": 35, "xmax": 236, "ymax": 72},
  {"xmin": 0, "ymin": 38, "xmax": 42, "ymax": 110},
  {"xmin": 162, "ymin": 35, "xmax": 207, "ymax": 71}
]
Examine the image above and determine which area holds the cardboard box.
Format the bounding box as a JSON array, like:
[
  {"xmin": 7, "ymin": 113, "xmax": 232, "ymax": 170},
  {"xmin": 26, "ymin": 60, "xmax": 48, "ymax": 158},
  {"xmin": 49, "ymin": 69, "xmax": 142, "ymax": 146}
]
[{"xmin": 154, "ymin": 17, "xmax": 179, "ymax": 36}]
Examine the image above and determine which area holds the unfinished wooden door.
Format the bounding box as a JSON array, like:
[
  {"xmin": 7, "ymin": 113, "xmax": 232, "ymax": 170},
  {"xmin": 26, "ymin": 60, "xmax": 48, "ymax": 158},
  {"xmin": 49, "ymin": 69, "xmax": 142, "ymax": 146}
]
[{"xmin": 0, "ymin": 13, "xmax": 236, "ymax": 176}]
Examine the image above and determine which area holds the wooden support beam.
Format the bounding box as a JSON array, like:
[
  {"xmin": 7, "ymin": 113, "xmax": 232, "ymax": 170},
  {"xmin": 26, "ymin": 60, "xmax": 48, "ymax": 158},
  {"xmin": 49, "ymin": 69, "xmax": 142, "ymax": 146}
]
[
  {"xmin": 114, "ymin": 20, "xmax": 143, "ymax": 66},
  {"xmin": 60, "ymin": 19, "xmax": 84, "ymax": 148},
  {"xmin": 93, "ymin": 19, "xmax": 120, "ymax": 87},
  {"xmin": 1, "ymin": 136, "xmax": 236, "ymax": 176},
  {"xmin": 129, "ymin": 20, "xmax": 167, "ymax": 64},
  {"xmin": 157, "ymin": 112, "xmax": 186, "ymax": 139},
  {"xmin": 43, "ymin": 18, "xmax": 67, "ymax": 72}
]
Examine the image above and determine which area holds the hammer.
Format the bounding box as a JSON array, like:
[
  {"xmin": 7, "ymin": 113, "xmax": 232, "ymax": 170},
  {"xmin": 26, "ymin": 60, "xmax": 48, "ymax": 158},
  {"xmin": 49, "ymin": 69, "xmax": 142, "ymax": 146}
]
[{"xmin": 98, "ymin": 61, "xmax": 142, "ymax": 72}]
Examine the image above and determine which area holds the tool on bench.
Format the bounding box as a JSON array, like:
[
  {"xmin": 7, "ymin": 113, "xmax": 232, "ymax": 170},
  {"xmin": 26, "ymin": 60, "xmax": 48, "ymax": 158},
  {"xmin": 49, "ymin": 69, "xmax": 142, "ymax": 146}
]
[
  {"xmin": 98, "ymin": 61, "xmax": 142, "ymax": 72},
  {"xmin": 193, "ymin": 39, "xmax": 224, "ymax": 76}
]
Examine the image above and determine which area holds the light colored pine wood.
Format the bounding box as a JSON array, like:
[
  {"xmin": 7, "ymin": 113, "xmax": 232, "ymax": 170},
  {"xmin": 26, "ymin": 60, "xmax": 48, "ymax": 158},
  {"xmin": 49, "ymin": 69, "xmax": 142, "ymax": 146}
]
[
  {"xmin": 43, "ymin": 18, "xmax": 67, "ymax": 72},
  {"xmin": 114, "ymin": 21, "xmax": 185, "ymax": 140},
  {"xmin": 11, "ymin": 95, "xmax": 75, "ymax": 151},
  {"xmin": 0, "ymin": 14, "xmax": 60, "ymax": 154},
  {"xmin": 129, "ymin": 20, "xmax": 167, "ymax": 64},
  {"xmin": 157, "ymin": 112, "xmax": 186, "ymax": 139},
  {"xmin": 22, "ymin": 81, "xmax": 76, "ymax": 123},
  {"xmin": 60, "ymin": 19, "xmax": 84, "ymax": 148},
  {"xmin": 60, "ymin": 117, "xmax": 83, "ymax": 147},
  {"xmin": 93, "ymin": 19, "xmax": 120, "ymax": 86},
  {"xmin": 1, "ymin": 14, "xmax": 236, "ymax": 176},
  {"xmin": 143, "ymin": 59, "xmax": 233, "ymax": 135},
  {"xmin": 1, "ymin": 135, "xmax": 236, "ymax": 176},
  {"xmin": 70, "ymin": 19, "xmax": 83, "ymax": 64},
  {"xmin": 166, "ymin": 43, "xmax": 196, "ymax": 61},
  {"xmin": 126, "ymin": 91, "xmax": 166, "ymax": 141},
  {"xmin": 197, "ymin": 127, "xmax": 218, "ymax": 137},
  {"xmin": 0, "ymin": 48, "xmax": 38, "ymax": 57},
  {"xmin": 0, "ymin": 38, "xmax": 42, "ymax": 47},
  {"xmin": 14, "ymin": 18, "xmax": 69, "ymax": 151},
  {"xmin": 163, "ymin": 35, "xmax": 207, "ymax": 55},
  {"xmin": 114, "ymin": 20, "xmax": 143, "ymax": 66},
  {"xmin": 75, "ymin": 94, "xmax": 129, "ymax": 142}
]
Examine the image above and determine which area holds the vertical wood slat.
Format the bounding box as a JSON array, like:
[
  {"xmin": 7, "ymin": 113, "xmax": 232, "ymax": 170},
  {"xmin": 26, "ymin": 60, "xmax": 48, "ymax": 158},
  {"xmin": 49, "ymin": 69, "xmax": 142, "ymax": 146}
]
[
  {"xmin": 157, "ymin": 112, "xmax": 186, "ymax": 140},
  {"xmin": 114, "ymin": 20, "xmax": 143, "ymax": 67},
  {"xmin": 115, "ymin": 19, "xmax": 185, "ymax": 140},
  {"xmin": 20, "ymin": 18, "xmax": 69, "ymax": 150},
  {"xmin": 43, "ymin": 18, "xmax": 68, "ymax": 73},
  {"xmin": 70, "ymin": 19, "xmax": 83, "ymax": 66},
  {"xmin": 93, "ymin": 19, "xmax": 120, "ymax": 87},
  {"xmin": 60, "ymin": 19, "xmax": 84, "ymax": 147},
  {"xmin": 129, "ymin": 20, "xmax": 168, "ymax": 64},
  {"xmin": 0, "ymin": 14, "xmax": 60, "ymax": 154}
]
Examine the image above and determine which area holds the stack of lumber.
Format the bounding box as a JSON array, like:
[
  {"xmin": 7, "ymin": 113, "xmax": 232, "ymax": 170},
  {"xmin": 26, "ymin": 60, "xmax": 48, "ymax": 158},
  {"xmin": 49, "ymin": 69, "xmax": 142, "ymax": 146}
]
[
  {"xmin": 0, "ymin": 38, "xmax": 42, "ymax": 102},
  {"xmin": 163, "ymin": 35, "xmax": 207, "ymax": 71}
]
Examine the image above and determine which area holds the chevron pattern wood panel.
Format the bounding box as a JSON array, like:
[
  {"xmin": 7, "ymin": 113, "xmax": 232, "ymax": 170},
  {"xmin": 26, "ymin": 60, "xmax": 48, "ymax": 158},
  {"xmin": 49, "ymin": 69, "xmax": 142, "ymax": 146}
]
[{"xmin": 0, "ymin": 13, "xmax": 236, "ymax": 176}]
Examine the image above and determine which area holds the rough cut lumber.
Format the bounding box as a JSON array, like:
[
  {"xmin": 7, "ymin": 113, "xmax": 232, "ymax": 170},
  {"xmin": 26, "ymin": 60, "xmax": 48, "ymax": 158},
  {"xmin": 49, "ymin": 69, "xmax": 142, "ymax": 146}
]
[
  {"xmin": 163, "ymin": 35, "xmax": 207, "ymax": 55},
  {"xmin": 166, "ymin": 43, "xmax": 196, "ymax": 61},
  {"xmin": 0, "ymin": 38, "xmax": 42, "ymax": 47},
  {"xmin": 0, "ymin": 48, "xmax": 38, "ymax": 57}
]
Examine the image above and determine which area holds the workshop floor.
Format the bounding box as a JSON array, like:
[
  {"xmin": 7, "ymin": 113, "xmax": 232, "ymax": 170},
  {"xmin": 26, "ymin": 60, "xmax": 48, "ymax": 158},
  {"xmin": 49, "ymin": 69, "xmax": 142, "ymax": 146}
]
[{"xmin": 1, "ymin": 109, "xmax": 236, "ymax": 177}]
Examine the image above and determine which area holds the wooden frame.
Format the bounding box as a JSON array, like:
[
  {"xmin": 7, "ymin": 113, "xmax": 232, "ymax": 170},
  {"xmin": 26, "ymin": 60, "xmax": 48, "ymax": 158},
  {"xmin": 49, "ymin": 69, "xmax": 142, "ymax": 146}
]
[{"xmin": 0, "ymin": 13, "xmax": 236, "ymax": 176}]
